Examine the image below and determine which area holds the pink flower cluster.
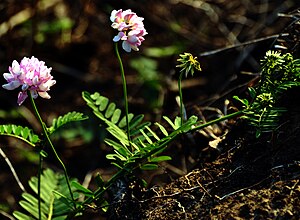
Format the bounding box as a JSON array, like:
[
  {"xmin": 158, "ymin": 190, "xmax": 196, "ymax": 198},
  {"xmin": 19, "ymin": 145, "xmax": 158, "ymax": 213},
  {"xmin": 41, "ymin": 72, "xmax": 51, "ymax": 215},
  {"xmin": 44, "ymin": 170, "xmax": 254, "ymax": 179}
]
[
  {"xmin": 2, "ymin": 56, "xmax": 56, "ymax": 105},
  {"xmin": 110, "ymin": 9, "xmax": 147, "ymax": 52}
]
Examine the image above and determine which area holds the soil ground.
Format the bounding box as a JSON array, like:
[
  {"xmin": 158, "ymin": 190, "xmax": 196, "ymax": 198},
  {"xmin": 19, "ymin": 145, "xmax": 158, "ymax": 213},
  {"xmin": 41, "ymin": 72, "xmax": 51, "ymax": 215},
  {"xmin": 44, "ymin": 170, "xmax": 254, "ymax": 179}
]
[{"xmin": 106, "ymin": 87, "xmax": 300, "ymax": 219}]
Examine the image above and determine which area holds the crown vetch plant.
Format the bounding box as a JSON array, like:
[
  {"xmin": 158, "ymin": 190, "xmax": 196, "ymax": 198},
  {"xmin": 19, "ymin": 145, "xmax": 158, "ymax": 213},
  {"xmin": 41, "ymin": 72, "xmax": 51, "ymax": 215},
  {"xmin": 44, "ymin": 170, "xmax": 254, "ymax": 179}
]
[
  {"xmin": 176, "ymin": 53, "xmax": 202, "ymax": 125},
  {"xmin": 2, "ymin": 57, "xmax": 78, "ymax": 219},
  {"xmin": 2, "ymin": 56, "xmax": 56, "ymax": 105},
  {"xmin": 110, "ymin": 9, "xmax": 147, "ymax": 146},
  {"xmin": 110, "ymin": 9, "xmax": 147, "ymax": 52},
  {"xmin": 234, "ymin": 50, "xmax": 300, "ymax": 137},
  {"xmin": 1, "ymin": 7, "xmax": 300, "ymax": 220},
  {"xmin": 177, "ymin": 52, "xmax": 201, "ymax": 77}
]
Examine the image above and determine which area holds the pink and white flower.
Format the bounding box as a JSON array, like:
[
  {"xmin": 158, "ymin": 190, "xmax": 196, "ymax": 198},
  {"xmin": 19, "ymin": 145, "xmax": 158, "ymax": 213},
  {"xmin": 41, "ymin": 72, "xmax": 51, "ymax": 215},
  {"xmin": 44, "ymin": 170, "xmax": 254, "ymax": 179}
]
[
  {"xmin": 2, "ymin": 56, "xmax": 56, "ymax": 105},
  {"xmin": 110, "ymin": 9, "xmax": 147, "ymax": 52}
]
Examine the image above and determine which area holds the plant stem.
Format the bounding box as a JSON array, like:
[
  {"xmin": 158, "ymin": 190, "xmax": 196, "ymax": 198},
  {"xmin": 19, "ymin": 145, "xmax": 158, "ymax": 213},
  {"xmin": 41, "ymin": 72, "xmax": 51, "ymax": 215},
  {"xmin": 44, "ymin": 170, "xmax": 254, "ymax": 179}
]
[
  {"xmin": 71, "ymin": 42, "xmax": 138, "ymax": 219},
  {"xmin": 75, "ymin": 110, "xmax": 245, "ymax": 216},
  {"xmin": 191, "ymin": 110, "xmax": 244, "ymax": 132},
  {"xmin": 68, "ymin": 169, "xmax": 127, "ymax": 219},
  {"xmin": 37, "ymin": 152, "xmax": 43, "ymax": 220},
  {"xmin": 27, "ymin": 91, "xmax": 75, "ymax": 209},
  {"xmin": 178, "ymin": 72, "xmax": 184, "ymax": 125},
  {"xmin": 114, "ymin": 43, "xmax": 132, "ymax": 145},
  {"xmin": 79, "ymin": 115, "xmax": 194, "ymax": 208}
]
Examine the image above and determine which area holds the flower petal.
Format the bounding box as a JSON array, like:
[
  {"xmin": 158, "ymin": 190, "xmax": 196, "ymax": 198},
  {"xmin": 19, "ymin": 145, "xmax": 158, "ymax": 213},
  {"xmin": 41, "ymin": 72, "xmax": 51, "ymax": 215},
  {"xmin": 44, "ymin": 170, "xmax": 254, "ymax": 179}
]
[
  {"xmin": 110, "ymin": 10, "xmax": 118, "ymax": 22},
  {"xmin": 30, "ymin": 90, "xmax": 38, "ymax": 99},
  {"xmin": 2, "ymin": 81, "xmax": 21, "ymax": 90},
  {"xmin": 17, "ymin": 91, "xmax": 28, "ymax": 105},
  {"xmin": 122, "ymin": 41, "xmax": 132, "ymax": 52},
  {"xmin": 38, "ymin": 91, "xmax": 51, "ymax": 99},
  {"xmin": 113, "ymin": 35, "xmax": 121, "ymax": 42},
  {"xmin": 22, "ymin": 83, "xmax": 29, "ymax": 91},
  {"xmin": 11, "ymin": 60, "xmax": 21, "ymax": 75},
  {"xmin": 3, "ymin": 73, "xmax": 14, "ymax": 81}
]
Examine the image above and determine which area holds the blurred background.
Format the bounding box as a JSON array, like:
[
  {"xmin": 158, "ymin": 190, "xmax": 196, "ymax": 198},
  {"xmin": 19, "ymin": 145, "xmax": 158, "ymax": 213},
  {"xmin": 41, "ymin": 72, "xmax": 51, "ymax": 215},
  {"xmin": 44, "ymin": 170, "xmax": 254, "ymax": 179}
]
[{"xmin": 0, "ymin": 0, "xmax": 299, "ymax": 218}]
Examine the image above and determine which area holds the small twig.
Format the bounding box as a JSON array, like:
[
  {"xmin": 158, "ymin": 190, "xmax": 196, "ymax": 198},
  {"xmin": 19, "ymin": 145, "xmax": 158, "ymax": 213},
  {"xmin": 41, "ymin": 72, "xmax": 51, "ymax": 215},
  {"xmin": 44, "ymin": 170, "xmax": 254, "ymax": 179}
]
[
  {"xmin": 217, "ymin": 175, "xmax": 271, "ymax": 200},
  {"xmin": 270, "ymin": 161, "xmax": 300, "ymax": 171},
  {"xmin": 289, "ymin": 180, "xmax": 299, "ymax": 196},
  {"xmin": 78, "ymin": 171, "xmax": 93, "ymax": 202},
  {"xmin": 0, "ymin": 210, "xmax": 15, "ymax": 220},
  {"xmin": 0, "ymin": 147, "xmax": 26, "ymax": 192},
  {"xmin": 199, "ymin": 34, "xmax": 288, "ymax": 57},
  {"xmin": 216, "ymin": 187, "xmax": 248, "ymax": 201},
  {"xmin": 161, "ymin": 161, "xmax": 187, "ymax": 176},
  {"xmin": 139, "ymin": 185, "xmax": 203, "ymax": 203},
  {"xmin": 175, "ymin": 200, "xmax": 188, "ymax": 219}
]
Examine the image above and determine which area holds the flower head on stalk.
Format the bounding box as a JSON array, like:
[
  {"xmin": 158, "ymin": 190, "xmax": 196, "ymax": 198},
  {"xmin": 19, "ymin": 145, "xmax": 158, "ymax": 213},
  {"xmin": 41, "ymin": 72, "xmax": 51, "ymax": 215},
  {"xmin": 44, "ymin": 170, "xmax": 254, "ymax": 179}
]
[
  {"xmin": 110, "ymin": 9, "xmax": 147, "ymax": 52},
  {"xmin": 176, "ymin": 53, "xmax": 201, "ymax": 77},
  {"xmin": 176, "ymin": 53, "xmax": 202, "ymax": 125},
  {"xmin": 2, "ymin": 56, "xmax": 56, "ymax": 105}
]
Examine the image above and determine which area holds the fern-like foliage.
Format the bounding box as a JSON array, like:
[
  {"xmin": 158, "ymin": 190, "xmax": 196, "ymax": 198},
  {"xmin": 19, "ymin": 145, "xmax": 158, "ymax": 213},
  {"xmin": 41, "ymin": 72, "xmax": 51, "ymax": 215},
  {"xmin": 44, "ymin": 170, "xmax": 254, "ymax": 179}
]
[
  {"xmin": 127, "ymin": 115, "xmax": 197, "ymax": 170},
  {"xmin": 13, "ymin": 168, "xmax": 78, "ymax": 220},
  {"xmin": 0, "ymin": 124, "xmax": 40, "ymax": 147},
  {"xmin": 83, "ymin": 91, "xmax": 198, "ymax": 170},
  {"xmin": 48, "ymin": 111, "xmax": 88, "ymax": 135},
  {"xmin": 235, "ymin": 51, "xmax": 300, "ymax": 137},
  {"xmin": 259, "ymin": 51, "xmax": 300, "ymax": 97},
  {"xmin": 82, "ymin": 91, "xmax": 151, "ymax": 136},
  {"xmin": 94, "ymin": 114, "xmax": 197, "ymax": 170}
]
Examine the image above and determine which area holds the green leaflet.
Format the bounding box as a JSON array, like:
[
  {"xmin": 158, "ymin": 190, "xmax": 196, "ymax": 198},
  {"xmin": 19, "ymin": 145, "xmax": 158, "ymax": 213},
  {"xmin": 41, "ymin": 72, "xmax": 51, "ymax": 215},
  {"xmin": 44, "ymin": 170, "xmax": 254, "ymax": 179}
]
[
  {"xmin": 71, "ymin": 181, "xmax": 94, "ymax": 198},
  {"xmin": 82, "ymin": 91, "xmax": 199, "ymax": 171},
  {"xmin": 235, "ymin": 51, "xmax": 300, "ymax": 137},
  {"xmin": 83, "ymin": 91, "xmax": 148, "ymax": 130},
  {"xmin": 123, "ymin": 115, "xmax": 198, "ymax": 170},
  {"xmin": 163, "ymin": 116, "xmax": 182, "ymax": 130},
  {"xmin": 48, "ymin": 111, "xmax": 88, "ymax": 134},
  {"xmin": 150, "ymin": 155, "xmax": 172, "ymax": 163},
  {"xmin": 13, "ymin": 168, "xmax": 78, "ymax": 220},
  {"xmin": 0, "ymin": 124, "xmax": 40, "ymax": 146},
  {"xmin": 140, "ymin": 163, "xmax": 158, "ymax": 170},
  {"xmin": 108, "ymin": 115, "xmax": 197, "ymax": 170}
]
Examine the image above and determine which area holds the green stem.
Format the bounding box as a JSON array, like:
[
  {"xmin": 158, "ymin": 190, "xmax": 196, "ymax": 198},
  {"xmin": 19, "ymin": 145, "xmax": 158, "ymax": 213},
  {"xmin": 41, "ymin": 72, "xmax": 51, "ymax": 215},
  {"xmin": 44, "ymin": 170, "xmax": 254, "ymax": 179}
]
[
  {"xmin": 114, "ymin": 43, "xmax": 131, "ymax": 145},
  {"xmin": 178, "ymin": 72, "xmax": 184, "ymax": 125},
  {"xmin": 79, "ymin": 117, "xmax": 191, "ymax": 209},
  {"xmin": 27, "ymin": 91, "xmax": 75, "ymax": 208},
  {"xmin": 87, "ymin": 169, "xmax": 125, "ymax": 203},
  {"xmin": 73, "ymin": 110, "xmax": 245, "ymax": 216},
  {"xmin": 37, "ymin": 152, "xmax": 43, "ymax": 220},
  {"xmin": 68, "ymin": 169, "xmax": 127, "ymax": 219},
  {"xmin": 70, "ymin": 42, "xmax": 135, "ymax": 218},
  {"xmin": 191, "ymin": 110, "xmax": 244, "ymax": 132}
]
